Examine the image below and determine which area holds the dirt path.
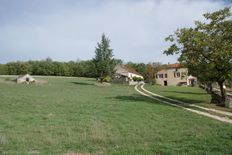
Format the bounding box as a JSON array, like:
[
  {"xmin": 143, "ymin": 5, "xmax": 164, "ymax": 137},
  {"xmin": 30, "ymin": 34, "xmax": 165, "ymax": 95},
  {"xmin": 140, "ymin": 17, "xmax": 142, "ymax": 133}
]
[
  {"xmin": 141, "ymin": 85, "xmax": 232, "ymax": 117},
  {"xmin": 135, "ymin": 84, "xmax": 232, "ymax": 124}
]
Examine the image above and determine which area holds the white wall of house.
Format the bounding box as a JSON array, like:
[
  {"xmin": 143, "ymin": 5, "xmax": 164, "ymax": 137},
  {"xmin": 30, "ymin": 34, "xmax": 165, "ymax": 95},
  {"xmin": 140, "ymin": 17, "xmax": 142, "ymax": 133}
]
[
  {"xmin": 187, "ymin": 75, "xmax": 197, "ymax": 86},
  {"xmin": 128, "ymin": 73, "xmax": 143, "ymax": 79},
  {"xmin": 156, "ymin": 68, "xmax": 189, "ymax": 86}
]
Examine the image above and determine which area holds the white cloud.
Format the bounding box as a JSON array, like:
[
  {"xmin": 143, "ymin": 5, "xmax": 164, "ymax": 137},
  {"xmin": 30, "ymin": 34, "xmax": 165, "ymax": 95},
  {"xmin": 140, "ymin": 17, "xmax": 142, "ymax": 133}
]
[{"xmin": 0, "ymin": 0, "xmax": 230, "ymax": 63}]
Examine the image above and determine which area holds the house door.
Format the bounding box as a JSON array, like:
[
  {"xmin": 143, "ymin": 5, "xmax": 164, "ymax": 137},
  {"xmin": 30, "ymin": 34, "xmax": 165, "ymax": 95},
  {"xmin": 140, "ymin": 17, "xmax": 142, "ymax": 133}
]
[
  {"xmin": 164, "ymin": 81, "xmax": 167, "ymax": 86},
  {"xmin": 190, "ymin": 79, "xmax": 195, "ymax": 86}
]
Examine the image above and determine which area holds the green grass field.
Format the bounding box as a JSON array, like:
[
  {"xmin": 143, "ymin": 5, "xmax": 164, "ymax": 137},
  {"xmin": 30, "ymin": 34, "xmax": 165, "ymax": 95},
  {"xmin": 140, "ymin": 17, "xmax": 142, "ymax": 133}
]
[
  {"xmin": 0, "ymin": 77, "xmax": 232, "ymax": 154},
  {"xmin": 144, "ymin": 84, "xmax": 232, "ymax": 112},
  {"xmin": 144, "ymin": 85, "xmax": 212, "ymax": 104}
]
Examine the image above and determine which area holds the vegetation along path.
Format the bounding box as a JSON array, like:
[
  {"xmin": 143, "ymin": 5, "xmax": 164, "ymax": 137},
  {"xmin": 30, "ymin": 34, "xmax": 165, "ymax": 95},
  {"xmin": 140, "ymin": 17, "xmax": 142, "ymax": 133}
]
[{"xmin": 135, "ymin": 84, "xmax": 232, "ymax": 124}]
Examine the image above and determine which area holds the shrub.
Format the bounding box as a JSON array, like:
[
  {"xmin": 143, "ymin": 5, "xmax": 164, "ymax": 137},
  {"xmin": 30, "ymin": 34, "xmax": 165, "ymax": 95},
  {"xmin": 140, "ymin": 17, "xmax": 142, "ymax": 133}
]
[
  {"xmin": 151, "ymin": 78, "xmax": 156, "ymax": 85},
  {"xmin": 133, "ymin": 76, "xmax": 143, "ymax": 82},
  {"xmin": 102, "ymin": 75, "xmax": 110, "ymax": 82}
]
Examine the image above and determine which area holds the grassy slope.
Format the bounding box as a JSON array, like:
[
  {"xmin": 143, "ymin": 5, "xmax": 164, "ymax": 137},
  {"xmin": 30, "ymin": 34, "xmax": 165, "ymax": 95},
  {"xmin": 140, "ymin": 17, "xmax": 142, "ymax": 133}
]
[
  {"xmin": 145, "ymin": 85, "xmax": 232, "ymax": 112},
  {"xmin": 0, "ymin": 77, "xmax": 232, "ymax": 154},
  {"xmin": 145, "ymin": 85, "xmax": 211, "ymax": 104}
]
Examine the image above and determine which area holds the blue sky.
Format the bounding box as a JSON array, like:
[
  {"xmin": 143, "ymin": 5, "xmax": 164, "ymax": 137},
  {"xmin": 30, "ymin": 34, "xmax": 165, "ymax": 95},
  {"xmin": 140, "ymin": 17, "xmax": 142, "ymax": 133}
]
[{"xmin": 0, "ymin": 0, "xmax": 231, "ymax": 64}]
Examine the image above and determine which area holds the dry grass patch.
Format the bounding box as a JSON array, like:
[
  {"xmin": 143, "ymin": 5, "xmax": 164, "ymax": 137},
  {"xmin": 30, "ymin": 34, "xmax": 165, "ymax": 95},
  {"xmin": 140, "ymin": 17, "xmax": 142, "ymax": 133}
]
[
  {"xmin": 90, "ymin": 121, "xmax": 106, "ymax": 144},
  {"xmin": 94, "ymin": 82, "xmax": 111, "ymax": 87}
]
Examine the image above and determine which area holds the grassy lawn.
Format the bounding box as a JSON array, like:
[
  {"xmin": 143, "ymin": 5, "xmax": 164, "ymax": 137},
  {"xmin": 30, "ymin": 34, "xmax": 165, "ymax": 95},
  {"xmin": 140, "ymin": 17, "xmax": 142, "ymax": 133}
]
[
  {"xmin": 144, "ymin": 85, "xmax": 211, "ymax": 104},
  {"xmin": 144, "ymin": 85, "xmax": 232, "ymax": 112},
  {"xmin": 0, "ymin": 77, "xmax": 232, "ymax": 154}
]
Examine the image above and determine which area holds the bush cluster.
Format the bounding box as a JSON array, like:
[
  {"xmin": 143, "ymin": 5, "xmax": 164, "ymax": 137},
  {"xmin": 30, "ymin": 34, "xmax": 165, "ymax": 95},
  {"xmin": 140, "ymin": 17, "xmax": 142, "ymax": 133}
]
[{"xmin": 132, "ymin": 76, "xmax": 143, "ymax": 82}]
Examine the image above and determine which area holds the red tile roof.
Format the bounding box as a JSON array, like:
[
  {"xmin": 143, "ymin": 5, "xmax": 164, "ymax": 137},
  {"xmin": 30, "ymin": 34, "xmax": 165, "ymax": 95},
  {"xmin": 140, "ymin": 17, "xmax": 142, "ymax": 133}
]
[
  {"xmin": 168, "ymin": 63, "xmax": 181, "ymax": 68},
  {"xmin": 157, "ymin": 63, "xmax": 182, "ymax": 72}
]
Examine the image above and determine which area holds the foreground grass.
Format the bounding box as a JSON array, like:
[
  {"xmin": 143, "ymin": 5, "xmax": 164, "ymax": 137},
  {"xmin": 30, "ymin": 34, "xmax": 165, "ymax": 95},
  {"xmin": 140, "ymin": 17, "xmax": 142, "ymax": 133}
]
[{"xmin": 0, "ymin": 77, "xmax": 232, "ymax": 154}]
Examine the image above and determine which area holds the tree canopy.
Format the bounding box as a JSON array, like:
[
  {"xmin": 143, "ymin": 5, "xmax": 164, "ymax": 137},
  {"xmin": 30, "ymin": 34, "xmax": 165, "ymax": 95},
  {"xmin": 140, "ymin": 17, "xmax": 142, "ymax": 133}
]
[{"xmin": 164, "ymin": 7, "xmax": 232, "ymax": 104}]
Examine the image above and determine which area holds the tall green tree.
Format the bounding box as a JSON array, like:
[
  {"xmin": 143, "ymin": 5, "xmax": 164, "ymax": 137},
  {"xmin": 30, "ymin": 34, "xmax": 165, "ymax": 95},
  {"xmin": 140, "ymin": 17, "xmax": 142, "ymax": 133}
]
[
  {"xmin": 93, "ymin": 34, "xmax": 116, "ymax": 82},
  {"xmin": 164, "ymin": 7, "xmax": 232, "ymax": 104}
]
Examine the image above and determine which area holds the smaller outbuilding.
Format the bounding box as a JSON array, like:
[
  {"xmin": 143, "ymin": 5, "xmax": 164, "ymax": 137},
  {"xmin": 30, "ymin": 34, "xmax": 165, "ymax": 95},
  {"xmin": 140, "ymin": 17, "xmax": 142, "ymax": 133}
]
[
  {"xmin": 16, "ymin": 74, "xmax": 36, "ymax": 84},
  {"xmin": 112, "ymin": 64, "xmax": 144, "ymax": 85},
  {"xmin": 187, "ymin": 75, "xmax": 197, "ymax": 86}
]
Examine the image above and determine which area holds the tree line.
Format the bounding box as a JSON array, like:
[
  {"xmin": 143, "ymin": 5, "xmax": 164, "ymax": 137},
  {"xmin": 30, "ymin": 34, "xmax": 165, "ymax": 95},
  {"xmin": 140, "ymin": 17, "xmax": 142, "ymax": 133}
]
[
  {"xmin": 0, "ymin": 34, "xmax": 162, "ymax": 82},
  {"xmin": 0, "ymin": 58, "xmax": 96, "ymax": 77},
  {"xmin": 0, "ymin": 58, "xmax": 162, "ymax": 82}
]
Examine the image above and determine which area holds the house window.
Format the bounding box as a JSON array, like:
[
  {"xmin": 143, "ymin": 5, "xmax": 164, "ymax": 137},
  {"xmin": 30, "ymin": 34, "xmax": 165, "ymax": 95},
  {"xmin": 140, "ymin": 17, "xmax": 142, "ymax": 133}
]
[
  {"xmin": 176, "ymin": 72, "xmax": 180, "ymax": 77},
  {"xmin": 155, "ymin": 74, "xmax": 158, "ymax": 79},
  {"xmin": 158, "ymin": 74, "xmax": 163, "ymax": 78},
  {"xmin": 165, "ymin": 74, "xmax": 167, "ymax": 78}
]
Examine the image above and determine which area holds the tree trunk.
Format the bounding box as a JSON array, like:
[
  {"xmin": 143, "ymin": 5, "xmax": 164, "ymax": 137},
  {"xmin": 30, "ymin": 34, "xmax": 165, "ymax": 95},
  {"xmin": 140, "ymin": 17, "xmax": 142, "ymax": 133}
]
[
  {"xmin": 100, "ymin": 78, "xmax": 103, "ymax": 83},
  {"xmin": 206, "ymin": 82, "xmax": 213, "ymax": 93},
  {"xmin": 218, "ymin": 81, "xmax": 226, "ymax": 104},
  {"xmin": 100, "ymin": 72, "xmax": 103, "ymax": 83}
]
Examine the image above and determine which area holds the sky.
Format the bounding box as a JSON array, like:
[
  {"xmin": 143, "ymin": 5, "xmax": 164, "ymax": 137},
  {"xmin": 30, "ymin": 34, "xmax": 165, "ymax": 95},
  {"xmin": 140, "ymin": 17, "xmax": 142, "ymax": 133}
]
[{"xmin": 0, "ymin": 0, "xmax": 231, "ymax": 64}]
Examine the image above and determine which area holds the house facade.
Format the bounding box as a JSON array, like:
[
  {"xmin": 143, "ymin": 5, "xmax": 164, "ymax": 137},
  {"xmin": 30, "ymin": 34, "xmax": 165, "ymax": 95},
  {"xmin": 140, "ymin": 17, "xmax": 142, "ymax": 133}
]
[
  {"xmin": 113, "ymin": 65, "xmax": 144, "ymax": 84},
  {"xmin": 155, "ymin": 63, "xmax": 196, "ymax": 86}
]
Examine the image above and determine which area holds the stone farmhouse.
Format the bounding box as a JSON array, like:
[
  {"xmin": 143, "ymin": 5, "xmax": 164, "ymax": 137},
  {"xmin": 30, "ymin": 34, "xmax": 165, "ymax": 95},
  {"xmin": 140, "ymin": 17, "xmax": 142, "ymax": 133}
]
[
  {"xmin": 113, "ymin": 64, "xmax": 144, "ymax": 85},
  {"xmin": 155, "ymin": 63, "xmax": 197, "ymax": 86}
]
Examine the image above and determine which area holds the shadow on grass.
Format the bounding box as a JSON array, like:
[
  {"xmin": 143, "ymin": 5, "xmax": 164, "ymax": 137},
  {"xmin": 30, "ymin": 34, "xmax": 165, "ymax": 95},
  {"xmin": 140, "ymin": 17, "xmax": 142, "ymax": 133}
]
[
  {"xmin": 111, "ymin": 94, "xmax": 170, "ymax": 106},
  {"xmin": 161, "ymin": 90, "xmax": 206, "ymax": 95},
  {"xmin": 111, "ymin": 94, "xmax": 207, "ymax": 109},
  {"xmin": 163, "ymin": 96, "xmax": 206, "ymax": 104},
  {"xmin": 70, "ymin": 81, "xmax": 94, "ymax": 86}
]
